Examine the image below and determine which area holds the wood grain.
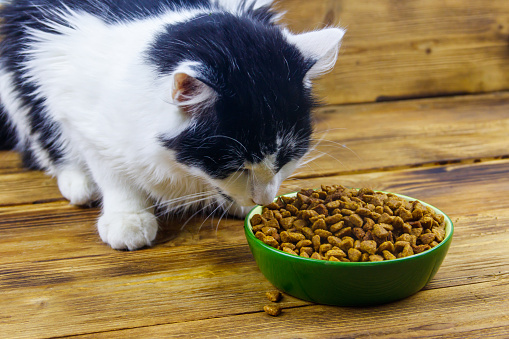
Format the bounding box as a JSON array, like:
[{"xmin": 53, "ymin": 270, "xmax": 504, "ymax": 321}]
[
  {"xmin": 296, "ymin": 92, "xmax": 509, "ymax": 177},
  {"xmin": 75, "ymin": 280, "xmax": 509, "ymax": 339},
  {"xmin": 276, "ymin": 0, "xmax": 509, "ymax": 104},
  {"xmin": 1, "ymin": 158, "xmax": 509, "ymax": 338}
]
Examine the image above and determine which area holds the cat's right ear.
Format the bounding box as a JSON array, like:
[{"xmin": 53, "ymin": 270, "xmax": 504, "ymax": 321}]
[
  {"xmin": 167, "ymin": 67, "xmax": 217, "ymax": 115},
  {"xmin": 286, "ymin": 27, "xmax": 346, "ymax": 80}
]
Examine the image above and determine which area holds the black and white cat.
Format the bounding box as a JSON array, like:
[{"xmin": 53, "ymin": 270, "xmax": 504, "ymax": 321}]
[{"xmin": 0, "ymin": 0, "xmax": 344, "ymax": 250}]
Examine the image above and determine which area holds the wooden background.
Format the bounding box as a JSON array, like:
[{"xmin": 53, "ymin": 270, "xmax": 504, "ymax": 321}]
[
  {"xmin": 1, "ymin": 1, "xmax": 509, "ymax": 338},
  {"xmin": 277, "ymin": 0, "xmax": 509, "ymax": 104}
]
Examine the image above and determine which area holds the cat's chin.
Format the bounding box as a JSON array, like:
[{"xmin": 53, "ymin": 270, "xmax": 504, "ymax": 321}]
[{"xmin": 227, "ymin": 203, "xmax": 256, "ymax": 219}]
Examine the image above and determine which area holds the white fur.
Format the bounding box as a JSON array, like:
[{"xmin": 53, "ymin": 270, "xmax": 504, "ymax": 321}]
[
  {"xmin": 1, "ymin": 2, "xmax": 343, "ymax": 250},
  {"xmin": 285, "ymin": 27, "xmax": 346, "ymax": 79}
]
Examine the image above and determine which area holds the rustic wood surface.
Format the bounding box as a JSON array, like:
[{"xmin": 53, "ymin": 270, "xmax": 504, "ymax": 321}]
[
  {"xmin": 1, "ymin": 92, "xmax": 509, "ymax": 338},
  {"xmin": 277, "ymin": 0, "xmax": 509, "ymax": 105}
]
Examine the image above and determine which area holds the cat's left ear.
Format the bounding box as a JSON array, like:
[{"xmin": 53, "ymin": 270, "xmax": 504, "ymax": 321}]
[
  {"xmin": 286, "ymin": 27, "xmax": 346, "ymax": 79},
  {"xmin": 168, "ymin": 66, "xmax": 217, "ymax": 114}
]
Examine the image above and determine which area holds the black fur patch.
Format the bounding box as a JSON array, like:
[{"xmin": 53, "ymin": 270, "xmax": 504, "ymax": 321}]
[
  {"xmin": 152, "ymin": 11, "xmax": 315, "ymax": 179},
  {"xmin": 0, "ymin": 103, "xmax": 17, "ymax": 150}
]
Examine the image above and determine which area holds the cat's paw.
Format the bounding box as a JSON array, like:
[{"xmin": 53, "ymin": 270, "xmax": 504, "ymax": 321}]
[
  {"xmin": 97, "ymin": 211, "xmax": 158, "ymax": 250},
  {"xmin": 57, "ymin": 169, "xmax": 98, "ymax": 206}
]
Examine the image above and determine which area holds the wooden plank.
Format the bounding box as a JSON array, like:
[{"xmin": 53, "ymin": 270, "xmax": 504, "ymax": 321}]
[
  {"xmin": 276, "ymin": 0, "xmax": 509, "ymax": 104},
  {"xmin": 74, "ymin": 280, "xmax": 509, "ymax": 339},
  {"xmin": 1, "ymin": 159, "xmax": 509, "ymax": 338},
  {"xmin": 2, "ymin": 93, "xmax": 509, "ymax": 205},
  {"xmin": 0, "ymin": 170, "xmax": 63, "ymax": 206},
  {"xmin": 0, "ymin": 151, "xmax": 22, "ymax": 173},
  {"xmin": 299, "ymin": 92, "xmax": 509, "ymax": 177}
]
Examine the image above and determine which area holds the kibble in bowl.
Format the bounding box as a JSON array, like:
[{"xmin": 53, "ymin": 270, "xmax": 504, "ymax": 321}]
[{"xmin": 244, "ymin": 185, "xmax": 453, "ymax": 306}]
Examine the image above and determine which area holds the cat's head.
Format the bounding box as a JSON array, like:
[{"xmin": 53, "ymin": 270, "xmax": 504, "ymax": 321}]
[{"xmin": 151, "ymin": 10, "xmax": 345, "ymax": 209}]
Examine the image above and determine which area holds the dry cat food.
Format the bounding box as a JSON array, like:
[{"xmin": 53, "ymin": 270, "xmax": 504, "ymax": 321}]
[
  {"xmin": 263, "ymin": 304, "xmax": 282, "ymax": 316},
  {"xmin": 266, "ymin": 290, "xmax": 282, "ymax": 302},
  {"xmin": 263, "ymin": 290, "xmax": 283, "ymax": 316},
  {"xmin": 250, "ymin": 185, "xmax": 447, "ymax": 262}
]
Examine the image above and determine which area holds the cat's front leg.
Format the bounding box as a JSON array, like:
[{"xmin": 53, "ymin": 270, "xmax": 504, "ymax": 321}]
[{"xmin": 97, "ymin": 180, "xmax": 158, "ymax": 251}]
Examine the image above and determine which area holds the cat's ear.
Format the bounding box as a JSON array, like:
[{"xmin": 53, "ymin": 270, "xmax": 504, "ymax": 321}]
[
  {"xmin": 168, "ymin": 69, "xmax": 217, "ymax": 114},
  {"xmin": 286, "ymin": 27, "xmax": 346, "ymax": 79}
]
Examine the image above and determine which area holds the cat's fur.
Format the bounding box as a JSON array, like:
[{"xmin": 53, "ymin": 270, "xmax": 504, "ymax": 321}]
[{"xmin": 0, "ymin": 0, "xmax": 345, "ymax": 250}]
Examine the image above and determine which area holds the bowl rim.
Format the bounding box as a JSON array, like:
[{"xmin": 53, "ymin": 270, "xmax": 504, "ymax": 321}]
[{"xmin": 244, "ymin": 190, "xmax": 454, "ymax": 267}]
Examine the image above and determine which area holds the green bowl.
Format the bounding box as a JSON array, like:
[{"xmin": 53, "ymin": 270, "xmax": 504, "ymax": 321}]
[{"xmin": 244, "ymin": 191, "xmax": 453, "ymax": 306}]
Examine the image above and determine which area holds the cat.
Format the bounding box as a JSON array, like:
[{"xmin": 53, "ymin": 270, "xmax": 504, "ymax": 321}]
[{"xmin": 0, "ymin": 0, "xmax": 345, "ymax": 250}]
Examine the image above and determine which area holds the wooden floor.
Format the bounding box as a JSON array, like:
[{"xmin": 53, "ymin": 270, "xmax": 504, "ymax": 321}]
[{"xmin": 1, "ymin": 92, "xmax": 509, "ymax": 338}]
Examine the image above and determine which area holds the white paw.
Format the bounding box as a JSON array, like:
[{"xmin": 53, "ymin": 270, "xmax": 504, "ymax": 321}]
[
  {"xmin": 57, "ymin": 169, "xmax": 98, "ymax": 205},
  {"xmin": 97, "ymin": 211, "xmax": 158, "ymax": 250}
]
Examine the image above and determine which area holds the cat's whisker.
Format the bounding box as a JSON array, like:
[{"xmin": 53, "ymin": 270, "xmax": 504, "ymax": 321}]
[
  {"xmin": 179, "ymin": 199, "xmax": 218, "ymax": 231},
  {"xmin": 215, "ymin": 200, "xmax": 234, "ymax": 234},
  {"xmin": 198, "ymin": 199, "xmax": 225, "ymax": 232}
]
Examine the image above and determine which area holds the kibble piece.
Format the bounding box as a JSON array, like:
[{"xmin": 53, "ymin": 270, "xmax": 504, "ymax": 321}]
[
  {"xmin": 335, "ymin": 226, "xmax": 352, "ymax": 238},
  {"xmin": 420, "ymin": 216, "xmax": 434, "ymax": 229},
  {"xmin": 311, "ymin": 235, "xmax": 321, "ymax": 251},
  {"xmin": 361, "ymin": 253, "xmax": 370, "ymax": 262},
  {"xmin": 311, "ymin": 218, "xmax": 328, "ymax": 231},
  {"xmin": 363, "ymin": 218, "xmax": 375, "ymax": 231},
  {"xmin": 314, "ymin": 229, "xmax": 333, "ymax": 238},
  {"xmin": 372, "ymin": 224, "xmax": 389, "ymax": 239},
  {"xmin": 413, "ymin": 244, "xmax": 431, "ymax": 254},
  {"xmin": 266, "ymin": 290, "xmax": 282, "ymax": 302},
  {"xmin": 262, "ymin": 235, "xmax": 279, "ymax": 248},
  {"xmin": 324, "ymin": 214, "xmax": 343, "ymax": 225},
  {"xmin": 282, "ymin": 247, "xmax": 298, "ymax": 255},
  {"xmin": 292, "ymin": 218, "xmax": 308, "ymax": 230},
  {"xmin": 326, "ymin": 249, "xmax": 346, "ymax": 260},
  {"xmin": 348, "ymin": 214, "xmax": 364, "ymax": 228},
  {"xmin": 394, "ymin": 240, "xmax": 410, "ymax": 252},
  {"xmin": 319, "ymin": 243, "xmax": 333, "ymax": 254},
  {"xmin": 295, "ymin": 239, "xmax": 312, "ymax": 249},
  {"xmin": 327, "ymin": 236, "xmax": 342, "ymax": 247},
  {"xmin": 300, "ymin": 251, "xmax": 310, "ymax": 258},
  {"xmin": 410, "ymin": 227, "xmax": 423, "ymax": 238},
  {"xmin": 311, "ymin": 252, "xmax": 322, "ymax": 260},
  {"xmin": 400, "ymin": 243, "xmax": 414, "ymax": 257},
  {"xmin": 419, "ymin": 233, "xmax": 435, "ymax": 245},
  {"xmin": 355, "ymin": 207, "xmax": 372, "ymax": 217},
  {"xmin": 338, "ymin": 237, "xmax": 354, "ymax": 252},
  {"xmin": 287, "ymin": 232, "xmax": 306, "ymax": 243},
  {"xmin": 300, "ymin": 246, "xmax": 314, "ymax": 256},
  {"xmin": 280, "ymin": 217, "xmax": 296, "ymax": 230},
  {"xmin": 301, "ymin": 227, "xmax": 314, "ymax": 240},
  {"xmin": 281, "ymin": 242, "xmax": 296, "ymax": 250},
  {"xmin": 329, "ymin": 221, "xmax": 345, "ymax": 233},
  {"xmin": 263, "ymin": 304, "xmax": 282, "ymax": 317},
  {"xmin": 262, "ymin": 226, "xmax": 278, "ymax": 236},
  {"xmin": 382, "ymin": 250, "xmax": 396, "ymax": 260},
  {"xmin": 251, "ymin": 214, "xmax": 263, "ymax": 226},
  {"xmin": 326, "ymin": 200, "xmax": 341, "ymax": 209},
  {"xmin": 255, "ymin": 231, "xmax": 265, "ymax": 241},
  {"xmin": 285, "ymin": 204, "xmax": 299, "ymax": 216},
  {"xmin": 348, "ymin": 248, "xmax": 362, "ymax": 262},
  {"xmin": 369, "ymin": 254, "xmax": 384, "ymax": 262},
  {"xmin": 378, "ymin": 213, "xmax": 393, "ymax": 224},
  {"xmin": 378, "ymin": 241, "xmax": 395, "ymax": 253},
  {"xmin": 360, "ymin": 240, "xmax": 377, "ymax": 255},
  {"xmin": 432, "ymin": 227, "xmax": 446, "ymax": 242},
  {"xmin": 352, "ymin": 227, "xmax": 366, "ymax": 240},
  {"xmin": 298, "ymin": 209, "xmax": 319, "ymax": 220}
]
